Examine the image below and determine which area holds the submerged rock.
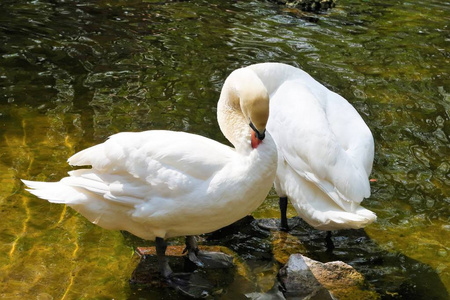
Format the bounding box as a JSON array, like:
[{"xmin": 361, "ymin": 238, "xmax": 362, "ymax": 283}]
[
  {"xmin": 246, "ymin": 283, "xmax": 287, "ymax": 299},
  {"xmin": 271, "ymin": 230, "xmax": 307, "ymax": 265},
  {"xmin": 271, "ymin": 0, "xmax": 336, "ymax": 12},
  {"xmin": 131, "ymin": 245, "xmax": 236, "ymax": 298}
]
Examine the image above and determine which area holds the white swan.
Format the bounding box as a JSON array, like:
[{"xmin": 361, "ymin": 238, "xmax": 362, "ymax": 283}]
[
  {"xmin": 245, "ymin": 63, "xmax": 376, "ymax": 231},
  {"xmin": 22, "ymin": 67, "xmax": 278, "ymax": 283}
]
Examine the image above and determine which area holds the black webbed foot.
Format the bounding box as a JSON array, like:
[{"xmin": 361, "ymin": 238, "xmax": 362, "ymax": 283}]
[
  {"xmin": 193, "ymin": 250, "xmax": 234, "ymax": 269},
  {"xmin": 183, "ymin": 236, "xmax": 204, "ymax": 267},
  {"xmin": 184, "ymin": 236, "xmax": 234, "ymax": 269}
]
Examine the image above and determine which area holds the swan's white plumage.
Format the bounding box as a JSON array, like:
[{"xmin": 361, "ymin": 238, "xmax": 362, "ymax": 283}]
[
  {"xmin": 247, "ymin": 63, "xmax": 376, "ymax": 230},
  {"xmin": 23, "ymin": 68, "xmax": 277, "ymax": 241}
]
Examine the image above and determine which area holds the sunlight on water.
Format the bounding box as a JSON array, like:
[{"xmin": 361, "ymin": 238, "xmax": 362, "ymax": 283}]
[{"xmin": 0, "ymin": 0, "xmax": 448, "ymax": 298}]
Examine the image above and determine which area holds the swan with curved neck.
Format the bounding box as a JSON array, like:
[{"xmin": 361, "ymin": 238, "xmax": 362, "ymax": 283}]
[
  {"xmin": 245, "ymin": 62, "xmax": 376, "ymax": 232},
  {"xmin": 22, "ymin": 67, "xmax": 277, "ymax": 284}
]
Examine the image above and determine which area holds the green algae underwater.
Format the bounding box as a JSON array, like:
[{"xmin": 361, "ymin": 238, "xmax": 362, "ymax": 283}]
[{"xmin": 1, "ymin": 0, "xmax": 448, "ymax": 298}]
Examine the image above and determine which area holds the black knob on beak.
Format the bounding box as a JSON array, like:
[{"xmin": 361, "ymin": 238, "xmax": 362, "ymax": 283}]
[{"xmin": 249, "ymin": 122, "xmax": 266, "ymax": 140}]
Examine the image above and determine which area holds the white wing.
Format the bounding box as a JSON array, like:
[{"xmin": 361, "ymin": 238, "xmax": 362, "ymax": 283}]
[
  {"xmin": 64, "ymin": 130, "xmax": 234, "ymax": 207},
  {"xmin": 24, "ymin": 130, "xmax": 238, "ymax": 238},
  {"xmin": 271, "ymin": 81, "xmax": 373, "ymax": 208},
  {"xmin": 250, "ymin": 63, "xmax": 375, "ymax": 229},
  {"xmin": 69, "ymin": 130, "xmax": 232, "ymax": 181}
]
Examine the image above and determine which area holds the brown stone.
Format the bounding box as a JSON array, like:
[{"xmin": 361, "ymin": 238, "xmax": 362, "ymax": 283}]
[
  {"xmin": 279, "ymin": 254, "xmax": 334, "ymax": 299},
  {"xmin": 279, "ymin": 254, "xmax": 379, "ymax": 299},
  {"xmin": 301, "ymin": 256, "xmax": 379, "ymax": 299}
]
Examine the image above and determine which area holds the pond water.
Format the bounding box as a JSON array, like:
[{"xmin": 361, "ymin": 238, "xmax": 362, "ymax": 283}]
[{"xmin": 0, "ymin": 0, "xmax": 449, "ymax": 299}]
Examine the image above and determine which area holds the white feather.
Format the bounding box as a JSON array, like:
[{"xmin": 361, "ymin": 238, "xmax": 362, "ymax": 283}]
[
  {"xmin": 22, "ymin": 69, "xmax": 278, "ymax": 240},
  {"xmin": 247, "ymin": 63, "xmax": 376, "ymax": 230}
]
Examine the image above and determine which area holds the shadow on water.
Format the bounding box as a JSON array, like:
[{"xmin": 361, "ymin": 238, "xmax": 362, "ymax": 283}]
[{"xmin": 204, "ymin": 216, "xmax": 448, "ymax": 299}]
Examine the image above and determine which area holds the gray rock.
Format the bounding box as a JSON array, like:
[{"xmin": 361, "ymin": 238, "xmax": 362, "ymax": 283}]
[
  {"xmin": 278, "ymin": 254, "xmax": 381, "ymax": 299},
  {"xmin": 278, "ymin": 254, "xmax": 334, "ymax": 300}
]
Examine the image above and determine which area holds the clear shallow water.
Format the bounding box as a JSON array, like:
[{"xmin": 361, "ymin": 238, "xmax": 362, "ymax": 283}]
[{"xmin": 0, "ymin": 0, "xmax": 448, "ymax": 298}]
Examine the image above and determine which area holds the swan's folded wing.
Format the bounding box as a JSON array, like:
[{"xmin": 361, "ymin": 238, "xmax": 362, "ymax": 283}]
[
  {"xmin": 69, "ymin": 130, "xmax": 234, "ymax": 182},
  {"xmin": 324, "ymin": 89, "xmax": 374, "ymax": 175},
  {"xmin": 269, "ymin": 81, "xmax": 373, "ymax": 210},
  {"xmin": 64, "ymin": 130, "xmax": 237, "ymax": 210},
  {"xmin": 23, "ymin": 131, "xmax": 237, "ymax": 232}
]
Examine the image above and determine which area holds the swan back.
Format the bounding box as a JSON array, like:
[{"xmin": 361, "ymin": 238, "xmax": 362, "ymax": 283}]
[
  {"xmin": 247, "ymin": 63, "xmax": 375, "ymax": 229},
  {"xmin": 23, "ymin": 68, "xmax": 278, "ymax": 239}
]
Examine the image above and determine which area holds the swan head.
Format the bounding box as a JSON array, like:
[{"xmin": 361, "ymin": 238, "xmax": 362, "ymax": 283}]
[
  {"xmin": 239, "ymin": 84, "xmax": 270, "ymax": 148},
  {"xmin": 217, "ymin": 67, "xmax": 271, "ymax": 151}
]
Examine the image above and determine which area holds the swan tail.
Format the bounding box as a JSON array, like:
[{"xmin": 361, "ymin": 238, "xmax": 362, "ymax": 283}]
[
  {"xmin": 312, "ymin": 207, "xmax": 377, "ymax": 230},
  {"xmin": 21, "ymin": 179, "xmax": 88, "ymax": 204},
  {"xmin": 282, "ymin": 170, "xmax": 376, "ymax": 230},
  {"xmin": 296, "ymin": 198, "xmax": 377, "ymax": 230},
  {"xmin": 22, "ymin": 178, "xmax": 129, "ymax": 231}
]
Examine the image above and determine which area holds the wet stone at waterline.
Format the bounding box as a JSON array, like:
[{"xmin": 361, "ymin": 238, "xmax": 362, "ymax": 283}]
[
  {"xmin": 278, "ymin": 254, "xmax": 379, "ymax": 299},
  {"xmin": 130, "ymin": 246, "xmax": 236, "ymax": 298}
]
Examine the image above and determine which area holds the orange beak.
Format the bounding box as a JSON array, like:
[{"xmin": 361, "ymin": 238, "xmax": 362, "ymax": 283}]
[{"xmin": 251, "ymin": 130, "xmax": 263, "ymax": 149}]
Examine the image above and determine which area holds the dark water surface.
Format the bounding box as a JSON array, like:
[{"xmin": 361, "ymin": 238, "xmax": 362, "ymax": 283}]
[{"xmin": 0, "ymin": 0, "xmax": 449, "ymax": 299}]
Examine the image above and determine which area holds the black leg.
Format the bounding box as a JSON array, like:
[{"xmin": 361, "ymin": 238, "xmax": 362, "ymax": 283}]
[
  {"xmin": 279, "ymin": 196, "xmax": 289, "ymax": 231},
  {"xmin": 325, "ymin": 231, "xmax": 335, "ymax": 251},
  {"xmin": 184, "ymin": 236, "xmax": 204, "ymax": 267},
  {"xmin": 156, "ymin": 237, "xmax": 213, "ymax": 297},
  {"xmin": 155, "ymin": 237, "xmax": 173, "ymax": 278},
  {"xmin": 185, "ymin": 236, "xmax": 199, "ymax": 253}
]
